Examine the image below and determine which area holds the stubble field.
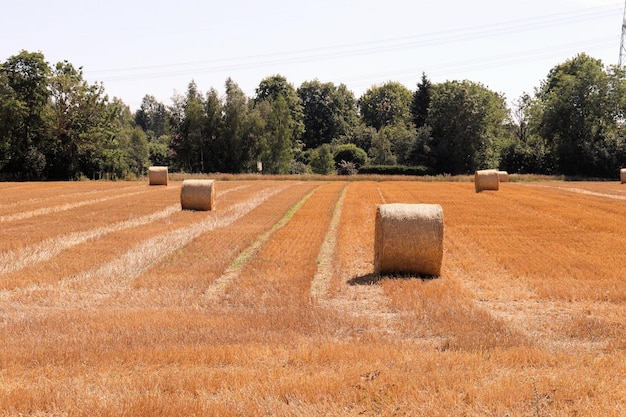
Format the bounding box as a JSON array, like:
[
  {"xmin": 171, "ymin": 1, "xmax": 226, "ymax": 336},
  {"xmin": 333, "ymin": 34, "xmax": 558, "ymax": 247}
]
[{"xmin": 1, "ymin": 178, "xmax": 625, "ymax": 416}]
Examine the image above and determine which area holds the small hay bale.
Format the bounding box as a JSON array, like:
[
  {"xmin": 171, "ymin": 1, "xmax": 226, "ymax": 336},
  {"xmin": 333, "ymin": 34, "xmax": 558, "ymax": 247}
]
[
  {"xmin": 621, "ymin": 168, "xmax": 626, "ymax": 184},
  {"xmin": 497, "ymin": 170, "xmax": 509, "ymax": 183},
  {"xmin": 180, "ymin": 179, "xmax": 215, "ymax": 211},
  {"xmin": 148, "ymin": 166, "xmax": 168, "ymax": 186},
  {"xmin": 374, "ymin": 203, "xmax": 444, "ymax": 277},
  {"xmin": 474, "ymin": 169, "xmax": 500, "ymax": 192}
]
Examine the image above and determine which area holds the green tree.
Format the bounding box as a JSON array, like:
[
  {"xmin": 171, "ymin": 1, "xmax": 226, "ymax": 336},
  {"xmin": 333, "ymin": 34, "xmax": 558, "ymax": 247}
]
[
  {"xmin": 358, "ymin": 81, "xmax": 413, "ymax": 130},
  {"xmin": 411, "ymin": 72, "xmax": 432, "ymax": 129},
  {"xmin": 0, "ymin": 50, "xmax": 50, "ymax": 178},
  {"xmin": 255, "ymin": 74, "xmax": 304, "ymax": 143},
  {"xmin": 135, "ymin": 94, "xmax": 169, "ymax": 139},
  {"xmin": 46, "ymin": 61, "xmax": 118, "ymax": 179},
  {"xmin": 297, "ymin": 79, "xmax": 358, "ymax": 149},
  {"xmin": 169, "ymin": 80, "xmax": 206, "ymax": 173},
  {"xmin": 309, "ymin": 143, "xmax": 335, "ymax": 174},
  {"xmin": 220, "ymin": 78, "xmax": 252, "ymax": 173},
  {"xmin": 427, "ymin": 80, "xmax": 510, "ymax": 174},
  {"xmin": 530, "ymin": 53, "xmax": 625, "ymax": 176},
  {"xmin": 259, "ymin": 94, "xmax": 293, "ymax": 174}
]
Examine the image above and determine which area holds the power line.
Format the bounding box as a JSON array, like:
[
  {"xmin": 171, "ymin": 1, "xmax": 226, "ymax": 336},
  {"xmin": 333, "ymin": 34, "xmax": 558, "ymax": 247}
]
[{"xmin": 86, "ymin": 4, "xmax": 621, "ymax": 82}]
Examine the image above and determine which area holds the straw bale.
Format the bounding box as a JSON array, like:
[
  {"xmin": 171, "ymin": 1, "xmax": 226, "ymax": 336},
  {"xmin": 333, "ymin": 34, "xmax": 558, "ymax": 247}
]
[
  {"xmin": 497, "ymin": 170, "xmax": 509, "ymax": 183},
  {"xmin": 374, "ymin": 203, "xmax": 444, "ymax": 276},
  {"xmin": 621, "ymin": 168, "xmax": 626, "ymax": 184},
  {"xmin": 474, "ymin": 169, "xmax": 500, "ymax": 192},
  {"xmin": 148, "ymin": 166, "xmax": 168, "ymax": 186},
  {"xmin": 181, "ymin": 179, "xmax": 215, "ymax": 211}
]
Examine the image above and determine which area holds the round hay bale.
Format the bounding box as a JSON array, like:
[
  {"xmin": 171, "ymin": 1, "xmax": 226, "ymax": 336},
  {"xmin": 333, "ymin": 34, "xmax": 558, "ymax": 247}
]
[
  {"xmin": 474, "ymin": 169, "xmax": 499, "ymax": 192},
  {"xmin": 374, "ymin": 203, "xmax": 444, "ymax": 277},
  {"xmin": 621, "ymin": 168, "xmax": 626, "ymax": 184},
  {"xmin": 181, "ymin": 179, "xmax": 215, "ymax": 211},
  {"xmin": 148, "ymin": 166, "xmax": 168, "ymax": 186},
  {"xmin": 497, "ymin": 170, "xmax": 509, "ymax": 183}
]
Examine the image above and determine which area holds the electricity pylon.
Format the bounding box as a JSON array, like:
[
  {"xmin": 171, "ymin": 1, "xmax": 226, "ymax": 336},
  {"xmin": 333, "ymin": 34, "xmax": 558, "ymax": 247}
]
[{"xmin": 619, "ymin": 2, "xmax": 626, "ymax": 68}]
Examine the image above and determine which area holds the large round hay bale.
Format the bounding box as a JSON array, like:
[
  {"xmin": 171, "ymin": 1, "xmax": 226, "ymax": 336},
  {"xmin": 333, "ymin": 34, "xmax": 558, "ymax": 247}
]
[
  {"xmin": 621, "ymin": 168, "xmax": 626, "ymax": 184},
  {"xmin": 497, "ymin": 170, "xmax": 509, "ymax": 183},
  {"xmin": 148, "ymin": 166, "xmax": 168, "ymax": 186},
  {"xmin": 374, "ymin": 203, "xmax": 444, "ymax": 277},
  {"xmin": 180, "ymin": 179, "xmax": 215, "ymax": 211},
  {"xmin": 474, "ymin": 169, "xmax": 499, "ymax": 192}
]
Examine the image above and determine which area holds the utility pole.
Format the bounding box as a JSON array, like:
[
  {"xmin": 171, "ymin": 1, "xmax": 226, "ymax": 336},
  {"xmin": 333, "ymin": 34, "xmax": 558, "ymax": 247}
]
[{"xmin": 619, "ymin": 2, "xmax": 626, "ymax": 68}]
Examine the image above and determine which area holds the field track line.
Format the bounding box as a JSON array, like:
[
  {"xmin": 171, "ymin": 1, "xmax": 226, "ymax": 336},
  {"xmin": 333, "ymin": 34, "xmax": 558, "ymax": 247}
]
[
  {"xmin": 204, "ymin": 185, "xmax": 320, "ymax": 302},
  {"xmin": 0, "ymin": 188, "xmax": 153, "ymax": 223},
  {"xmin": 0, "ymin": 183, "xmax": 144, "ymax": 210},
  {"xmin": 43, "ymin": 185, "xmax": 291, "ymax": 306},
  {"xmin": 523, "ymin": 183, "xmax": 626, "ymax": 201},
  {"xmin": 309, "ymin": 184, "xmax": 348, "ymax": 301},
  {"xmin": 0, "ymin": 205, "xmax": 180, "ymax": 275}
]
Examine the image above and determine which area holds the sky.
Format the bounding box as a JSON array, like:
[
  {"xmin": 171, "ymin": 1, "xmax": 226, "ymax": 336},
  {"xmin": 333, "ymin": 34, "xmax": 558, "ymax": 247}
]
[{"xmin": 1, "ymin": 0, "xmax": 624, "ymax": 111}]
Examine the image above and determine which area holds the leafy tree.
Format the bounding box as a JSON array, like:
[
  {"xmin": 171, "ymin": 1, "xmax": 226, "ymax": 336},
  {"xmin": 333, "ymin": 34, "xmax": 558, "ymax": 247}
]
[
  {"xmin": 530, "ymin": 53, "xmax": 625, "ymax": 176},
  {"xmin": 255, "ymin": 74, "xmax": 304, "ymax": 143},
  {"xmin": 358, "ymin": 81, "xmax": 413, "ymax": 130},
  {"xmin": 411, "ymin": 72, "xmax": 431, "ymax": 129},
  {"xmin": 220, "ymin": 78, "xmax": 253, "ymax": 172},
  {"xmin": 169, "ymin": 81, "xmax": 206, "ymax": 172},
  {"xmin": 45, "ymin": 61, "xmax": 118, "ymax": 179},
  {"xmin": 368, "ymin": 130, "xmax": 396, "ymax": 165},
  {"xmin": 135, "ymin": 95, "xmax": 169, "ymax": 139},
  {"xmin": 427, "ymin": 80, "xmax": 510, "ymax": 174},
  {"xmin": 0, "ymin": 50, "xmax": 50, "ymax": 178},
  {"xmin": 202, "ymin": 87, "xmax": 223, "ymax": 172},
  {"xmin": 309, "ymin": 143, "xmax": 335, "ymax": 174},
  {"xmin": 259, "ymin": 94, "xmax": 293, "ymax": 174},
  {"xmin": 338, "ymin": 123, "xmax": 378, "ymax": 153},
  {"xmin": 297, "ymin": 79, "xmax": 358, "ymax": 149}
]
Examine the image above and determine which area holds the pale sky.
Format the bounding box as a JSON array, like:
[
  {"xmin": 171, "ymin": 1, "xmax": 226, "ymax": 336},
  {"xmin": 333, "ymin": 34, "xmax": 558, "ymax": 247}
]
[{"xmin": 1, "ymin": 0, "xmax": 623, "ymax": 110}]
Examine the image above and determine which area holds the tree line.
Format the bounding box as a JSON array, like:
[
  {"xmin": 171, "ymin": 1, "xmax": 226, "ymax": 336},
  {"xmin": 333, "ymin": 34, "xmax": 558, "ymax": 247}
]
[{"xmin": 2, "ymin": 50, "xmax": 626, "ymax": 180}]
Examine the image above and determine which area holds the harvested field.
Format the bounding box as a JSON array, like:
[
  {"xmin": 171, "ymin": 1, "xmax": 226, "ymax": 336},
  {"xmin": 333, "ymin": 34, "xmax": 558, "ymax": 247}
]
[{"xmin": 1, "ymin": 179, "xmax": 625, "ymax": 416}]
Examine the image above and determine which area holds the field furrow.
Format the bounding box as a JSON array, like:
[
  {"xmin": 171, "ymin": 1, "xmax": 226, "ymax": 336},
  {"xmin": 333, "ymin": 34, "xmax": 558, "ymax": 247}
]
[
  {"xmin": 128, "ymin": 181, "xmax": 320, "ymax": 306},
  {"xmin": 0, "ymin": 181, "xmax": 145, "ymax": 212},
  {"xmin": 223, "ymin": 181, "xmax": 345, "ymax": 311}
]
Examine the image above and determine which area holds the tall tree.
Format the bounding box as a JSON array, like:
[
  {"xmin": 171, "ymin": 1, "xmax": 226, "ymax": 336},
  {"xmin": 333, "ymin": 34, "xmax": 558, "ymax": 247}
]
[
  {"xmin": 411, "ymin": 72, "xmax": 431, "ymax": 129},
  {"xmin": 255, "ymin": 74, "xmax": 304, "ymax": 143},
  {"xmin": 46, "ymin": 61, "xmax": 118, "ymax": 179},
  {"xmin": 169, "ymin": 80, "xmax": 206, "ymax": 172},
  {"xmin": 427, "ymin": 80, "xmax": 510, "ymax": 175},
  {"xmin": 0, "ymin": 50, "xmax": 50, "ymax": 178},
  {"xmin": 530, "ymin": 53, "xmax": 625, "ymax": 176},
  {"xmin": 297, "ymin": 79, "xmax": 358, "ymax": 149},
  {"xmin": 358, "ymin": 81, "xmax": 413, "ymax": 130}
]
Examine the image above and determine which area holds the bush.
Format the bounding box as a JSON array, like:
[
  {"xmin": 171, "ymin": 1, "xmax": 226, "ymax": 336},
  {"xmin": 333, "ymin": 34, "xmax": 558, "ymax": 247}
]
[
  {"xmin": 333, "ymin": 144, "xmax": 368, "ymax": 168},
  {"xmin": 337, "ymin": 160, "xmax": 358, "ymax": 175}
]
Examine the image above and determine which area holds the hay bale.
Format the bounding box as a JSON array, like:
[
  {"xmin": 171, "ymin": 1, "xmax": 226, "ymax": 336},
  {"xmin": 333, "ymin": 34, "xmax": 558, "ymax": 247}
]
[
  {"xmin": 374, "ymin": 203, "xmax": 444, "ymax": 276},
  {"xmin": 497, "ymin": 170, "xmax": 509, "ymax": 183},
  {"xmin": 474, "ymin": 169, "xmax": 499, "ymax": 192},
  {"xmin": 621, "ymin": 168, "xmax": 626, "ymax": 184},
  {"xmin": 180, "ymin": 179, "xmax": 215, "ymax": 211},
  {"xmin": 148, "ymin": 166, "xmax": 168, "ymax": 186}
]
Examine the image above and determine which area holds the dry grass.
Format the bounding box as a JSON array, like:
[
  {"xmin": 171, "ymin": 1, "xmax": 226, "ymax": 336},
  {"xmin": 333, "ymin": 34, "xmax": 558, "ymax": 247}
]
[{"xmin": 1, "ymin": 179, "xmax": 625, "ymax": 416}]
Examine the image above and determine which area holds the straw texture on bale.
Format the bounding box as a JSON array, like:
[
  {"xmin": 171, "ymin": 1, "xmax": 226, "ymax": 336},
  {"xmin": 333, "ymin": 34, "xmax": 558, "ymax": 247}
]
[
  {"xmin": 374, "ymin": 203, "xmax": 444, "ymax": 276},
  {"xmin": 497, "ymin": 170, "xmax": 509, "ymax": 183},
  {"xmin": 474, "ymin": 169, "xmax": 500, "ymax": 192},
  {"xmin": 180, "ymin": 179, "xmax": 215, "ymax": 211},
  {"xmin": 621, "ymin": 168, "xmax": 626, "ymax": 184},
  {"xmin": 148, "ymin": 166, "xmax": 168, "ymax": 186}
]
